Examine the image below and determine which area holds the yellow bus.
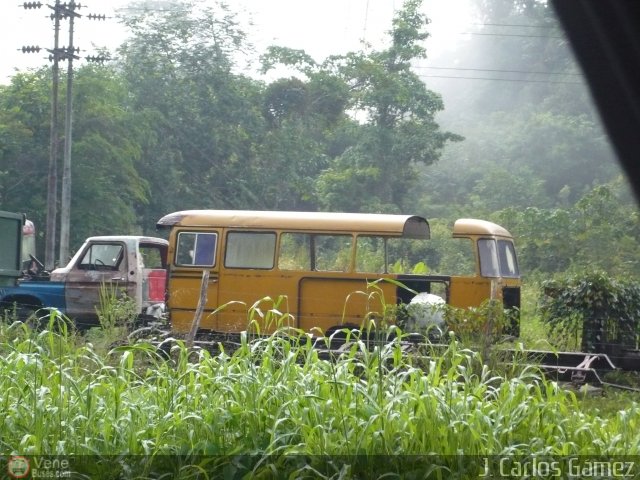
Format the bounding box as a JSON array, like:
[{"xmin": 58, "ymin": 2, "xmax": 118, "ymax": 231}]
[{"xmin": 156, "ymin": 210, "xmax": 521, "ymax": 336}]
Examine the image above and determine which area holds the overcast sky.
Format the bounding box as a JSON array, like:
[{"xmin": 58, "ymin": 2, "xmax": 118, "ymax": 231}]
[{"xmin": 0, "ymin": 0, "xmax": 472, "ymax": 84}]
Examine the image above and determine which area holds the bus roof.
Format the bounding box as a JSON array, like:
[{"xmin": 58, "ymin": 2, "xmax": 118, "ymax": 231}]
[
  {"xmin": 156, "ymin": 210, "xmax": 431, "ymax": 239},
  {"xmin": 453, "ymin": 218, "xmax": 513, "ymax": 238}
]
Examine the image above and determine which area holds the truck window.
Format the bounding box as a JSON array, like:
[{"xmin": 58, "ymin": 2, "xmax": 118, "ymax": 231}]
[
  {"xmin": 176, "ymin": 232, "xmax": 217, "ymax": 267},
  {"xmin": 225, "ymin": 232, "xmax": 276, "ymax": 269},
  {"xmin": 140, "ymin": 245, "xmax": 165, "ymax": 269},
  {"xmin": 79, "ymin": 244, "xmax": 124, "ymax": 270}
]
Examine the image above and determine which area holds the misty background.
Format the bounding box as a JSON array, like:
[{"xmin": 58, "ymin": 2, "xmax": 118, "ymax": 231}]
[{"xmin": 0, "ymin": 0, "xmax": 636, "ymax": 280}]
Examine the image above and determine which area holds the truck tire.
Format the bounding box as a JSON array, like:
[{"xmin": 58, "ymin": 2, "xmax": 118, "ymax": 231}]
[{"xmin": 0, "ymin": 302, "xmax": 38, "ymax": 323}]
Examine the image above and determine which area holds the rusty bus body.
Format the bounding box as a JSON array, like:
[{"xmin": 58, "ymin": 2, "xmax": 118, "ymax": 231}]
[{"xmin": 156, "ymin": 210, "xmax": 521, "ymax": 336}]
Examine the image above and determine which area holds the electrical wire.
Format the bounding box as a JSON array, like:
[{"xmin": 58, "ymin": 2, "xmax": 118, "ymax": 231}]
[
  {"xmin": 458, "ymin": 31, "xmax": 565, "ymax": 39},
  {"xmin": 413, "ymin": 65, "xmax": 583, "ymax": 76},
  {"xmin": 469, "ymin": 22, "xmax": 560, "ymax": 29},
  {"xmin": 420, "ymin": 74, "xmax": 583, "ymax": 84}
]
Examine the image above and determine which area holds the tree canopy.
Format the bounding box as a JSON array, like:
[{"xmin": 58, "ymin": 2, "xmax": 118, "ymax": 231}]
[{"xmin": 0, "ymin": 0, "xmax": 637, "ymax": 278}]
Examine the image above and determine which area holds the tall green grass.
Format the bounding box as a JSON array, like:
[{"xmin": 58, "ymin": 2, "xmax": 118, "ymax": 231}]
[{"xmin": 1, "ymin": 310, "xmax": 639, "ymax": 478}]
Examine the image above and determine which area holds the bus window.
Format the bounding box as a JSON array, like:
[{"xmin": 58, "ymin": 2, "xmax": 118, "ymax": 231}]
[
  {"xmin": 498, "ymin": 240, "xmax": 519, "ymax": 277},
  {"xmin": 478, "ymin": 239, "xmax": 499, "ymax": 277},
  {"xmin": 225, "ymin": 232, "xmax": 276, "ymax": 269},
  {"xmin": 314, "ymin": 235, "xmax": 352, "ymax": 272},
  {"xmin": 436, "ymin": 237, "xmax": 476, "ymax": 276},
  {"xmin": 278, "ymin": 233, "xmax": 311, "ymax": 270},
  {"xmin": 387, "ymin": 238, "xmax": 431, "ymax": 274},
  {"xmin": 356, "ymin": 236, "xmax": 386, "ymax": 273},
  {"xmin": 176, "ymin": 232, "xmax": 217, "ymax": 267}
]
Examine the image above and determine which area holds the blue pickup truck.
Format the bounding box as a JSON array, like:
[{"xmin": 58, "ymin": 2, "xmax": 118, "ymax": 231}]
[{"xmin": 0, "ymin": 216, "xmax": 168, "ymax": 327}]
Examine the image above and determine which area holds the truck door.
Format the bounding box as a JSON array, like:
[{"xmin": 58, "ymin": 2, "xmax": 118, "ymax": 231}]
[{"xmin": 64, "ymin": 241, "xmax": 128, "ymax": 326}]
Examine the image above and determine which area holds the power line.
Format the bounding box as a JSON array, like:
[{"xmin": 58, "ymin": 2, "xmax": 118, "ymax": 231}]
[
  {"xmin": 458, "ymin": 31, "xmax": 565, "ymax": 39},
  {"xmin": 414, "ymin": 65, "xmax": 583, "ymax": 77},
  {"xmin": 420, "ymin": 74, "xmax": 583, "ymax": 85},
  {"xmin": 362, "ymin": 0, "xmax": 369, "ymax": 43},
  {"xmin": 470, "ymin": 22, "xmax": 560, "ymax": 29}
]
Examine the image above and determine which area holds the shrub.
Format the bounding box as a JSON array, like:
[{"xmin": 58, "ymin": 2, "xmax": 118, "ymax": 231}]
[{"xmin": 539, "ymin": 271, "xmax": 640, "ymax": 352}]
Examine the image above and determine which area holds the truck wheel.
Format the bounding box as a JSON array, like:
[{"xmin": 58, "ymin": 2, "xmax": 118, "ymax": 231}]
[
  {"xmin": 0, "ymin": 303, "xmax": 37, "ymax": 323},
  {"xmin": 17, "ymin": 306, "xmax": 38, "ymax": 323}
]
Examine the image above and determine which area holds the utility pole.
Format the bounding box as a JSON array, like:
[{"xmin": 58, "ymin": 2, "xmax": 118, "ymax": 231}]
[
  {"xmin": 58, "ymin": 1, "xmax": 81, "ymax": 265},
  {"xmin": 47, "ymin": 1, "xmax": 61, "ymax": 271},
  {"xmin": 20, "ymin": 2, "xmax": 108, "ymax": 267}
]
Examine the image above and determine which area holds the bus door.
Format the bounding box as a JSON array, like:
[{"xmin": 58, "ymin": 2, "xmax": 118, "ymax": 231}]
[
  {"xmin": 447, "ymin": 235, "xmax": 495, "ymax": 309},
  {"xmin": 449, "ymin": 276, "xmax": 494, "ymax": 309},
  {"xmin": 168, "ymin": 230, "xmax": 220, "ymax": 333}
]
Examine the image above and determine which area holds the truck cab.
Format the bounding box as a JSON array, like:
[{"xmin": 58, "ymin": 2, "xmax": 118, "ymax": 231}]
[{"xmin": 0, "ymin": 235, "xmax": 168, "ymax": 327}]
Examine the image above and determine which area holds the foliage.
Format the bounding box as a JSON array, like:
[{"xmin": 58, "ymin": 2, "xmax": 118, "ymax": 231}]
[
  {"xmin": 445, "ymin": 300, "xmax": 512, "ymax": 343},
  {"xmin": 492, "ymin": 179, "xmax": 640, "ymax": 278},
  {"xmin": 262, "ymin": 0, "xmax": 462, "ymax": 213},
  {"xmin": 118, "ymin": 0, "xmax": 268, "ymax": 216},
  {"xmin": 1, "ymin": 315, "xmax": 640, "ymax": 478},
  {"xmin": 539, "ymin": 271, "xmax": 640, "ymax": 352},
  {"xmin": 0, "ymin": 0, "xmax": 637, "ymax": 285},
  {"xmin": 517, "ymin": 282, "xmax": 553, "ymax": 349},
  {"xmin": 95, "ymin": 282, "xmax": 139, "ymax": 332},
  {"xmin": 415, "ymin": 0, "xmax": 628, "ymax": 249}
]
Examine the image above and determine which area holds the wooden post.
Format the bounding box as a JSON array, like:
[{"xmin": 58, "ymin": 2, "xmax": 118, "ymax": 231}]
[{"xmin": 186, "ymin": 270, "xmax": 209, "ymax": 348}]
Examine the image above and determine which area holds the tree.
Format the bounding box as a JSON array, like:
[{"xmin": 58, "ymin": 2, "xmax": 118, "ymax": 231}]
[
  {"xmin": 253, "ymin": 74, "xmax": 351, "ymax": 210},
  {"xmin": 317, "ymin": 0, "xmax": 461, "ymax": 212},
  {"xmin": 493, "ymin": 179, "xmax": 640, "ymax": 277},
  {"xmin": 68, "ymin": 65, "xmax": 150, "ymax": 245},
  {"xmin": 118, "ymin": 0, "xmax": 267, "ymax": 216},
  {"xmin": 0, "ymin": 70, "xmax": 54, "ymax": 254},
  {"xmin": 417, "ymin": 0, "xmax": 623, "ymax": 221},
  {"xmin": 260, "ymin": 0, "xmax": 461, "ymax": 213}
]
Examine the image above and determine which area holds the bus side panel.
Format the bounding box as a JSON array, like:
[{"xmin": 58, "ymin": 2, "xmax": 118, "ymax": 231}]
[
  {"xmin": 167, "ymin": 270, "xmax": 219, "ymax": 332},
  {"xmin": 298, "ymin": 276, "xmax": 396, "ymax": 333},
  {"xmin": 448, "ymin": 276, "xmax": 493, "ymax": 309},
  {"xmin": 216, "ymin": 271, "xmax": 298, "ymax": 334}
]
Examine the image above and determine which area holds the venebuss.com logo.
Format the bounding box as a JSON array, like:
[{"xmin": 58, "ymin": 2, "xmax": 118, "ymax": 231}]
[{"xmin": 7, "ymin": 456, "xmax": 30, "ymax": 479}]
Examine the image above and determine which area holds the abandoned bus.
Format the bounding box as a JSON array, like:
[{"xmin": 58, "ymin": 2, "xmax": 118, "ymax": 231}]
[{"xmin": 156, "ymin": 210, "xmax": 521, "ymax": 336}]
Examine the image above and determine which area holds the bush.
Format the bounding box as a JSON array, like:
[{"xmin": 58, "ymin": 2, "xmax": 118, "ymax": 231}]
[{"xmin": 539, "ymin": 271, "xmax": 640, "ymax": 352}]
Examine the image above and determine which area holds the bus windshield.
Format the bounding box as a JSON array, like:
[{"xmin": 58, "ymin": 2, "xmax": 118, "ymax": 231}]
[{"xmin": 479, "ymin": 238, "xmax": 519, "ymax": 278}]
